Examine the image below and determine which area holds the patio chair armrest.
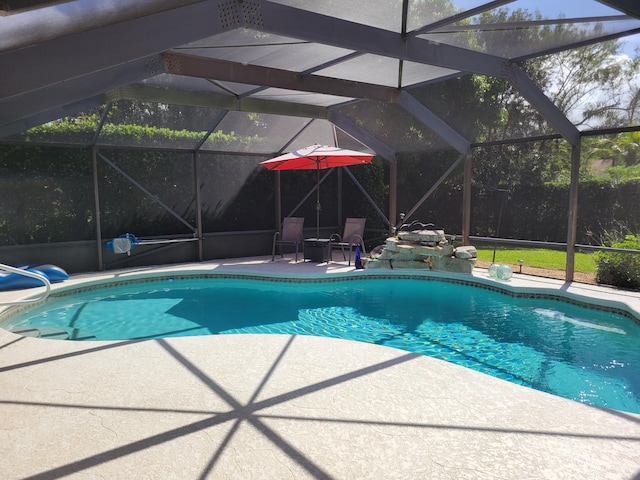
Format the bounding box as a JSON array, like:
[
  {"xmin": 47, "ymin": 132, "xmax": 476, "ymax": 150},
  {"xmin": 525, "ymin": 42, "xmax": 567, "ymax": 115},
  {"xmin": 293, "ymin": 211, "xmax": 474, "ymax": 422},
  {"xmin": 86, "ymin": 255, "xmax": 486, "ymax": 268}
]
[
  {"xmin": 273, "ymin": 231, "xmax": 281, "ymax": 241},
  {"xmin": 329, "ymin": 233, "xmax": 342, "ymax": 243}
]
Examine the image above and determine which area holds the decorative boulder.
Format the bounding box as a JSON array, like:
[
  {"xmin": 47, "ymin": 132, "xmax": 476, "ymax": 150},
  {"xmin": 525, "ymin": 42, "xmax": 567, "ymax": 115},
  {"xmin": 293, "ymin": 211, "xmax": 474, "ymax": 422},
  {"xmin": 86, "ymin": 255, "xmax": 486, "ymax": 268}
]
[
  {"xmin": 366, "ymin": 226, "xmax": 476, "ymax": 274},
  {"xmin": 397, "ymin": 229, "xmax": 445, "ymax": 245},
  {"xmin": 454, "ymin": 246, "xmax": 477, "ymax": 259}
]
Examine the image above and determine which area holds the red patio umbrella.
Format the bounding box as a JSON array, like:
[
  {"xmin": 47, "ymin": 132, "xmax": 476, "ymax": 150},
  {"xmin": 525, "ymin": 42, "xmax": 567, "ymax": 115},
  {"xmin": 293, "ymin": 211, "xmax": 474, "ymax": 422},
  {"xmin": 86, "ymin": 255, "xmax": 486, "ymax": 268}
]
[{"xmin": 260, "ymin": 145, "xmax": 374, "ymax": 238}]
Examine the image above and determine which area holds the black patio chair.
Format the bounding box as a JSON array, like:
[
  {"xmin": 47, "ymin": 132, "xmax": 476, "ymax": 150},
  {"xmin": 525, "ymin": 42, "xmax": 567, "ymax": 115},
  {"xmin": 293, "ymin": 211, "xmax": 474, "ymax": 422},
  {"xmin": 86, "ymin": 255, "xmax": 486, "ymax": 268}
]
[
  {"xmin": 330, "ymin": 218, "xmax": 366, "ymax": 265},
  {"xmin": 272, "ymin": 217, "xmax": 305, "ymax": 262}
]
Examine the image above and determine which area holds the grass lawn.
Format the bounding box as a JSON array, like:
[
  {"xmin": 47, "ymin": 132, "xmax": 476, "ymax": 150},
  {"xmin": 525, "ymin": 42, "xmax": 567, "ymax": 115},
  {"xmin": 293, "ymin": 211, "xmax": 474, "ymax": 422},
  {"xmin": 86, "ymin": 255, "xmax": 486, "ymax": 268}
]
[{"xmin": 475, "ymin": 247, "xmax": 596, "ymax": 273}]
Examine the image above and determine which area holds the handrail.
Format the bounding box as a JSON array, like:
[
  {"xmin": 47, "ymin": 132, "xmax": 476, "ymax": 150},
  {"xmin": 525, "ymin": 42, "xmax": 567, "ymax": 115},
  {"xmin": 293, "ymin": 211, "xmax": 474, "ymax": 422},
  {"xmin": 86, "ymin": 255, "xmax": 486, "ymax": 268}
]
[
  {"xmin": 468, "ymin": 236, "xmax": 640, "ymax": 255},
  {"xmin": 0, "ymin": 263, "xmax": 51, "ymax": 306}
]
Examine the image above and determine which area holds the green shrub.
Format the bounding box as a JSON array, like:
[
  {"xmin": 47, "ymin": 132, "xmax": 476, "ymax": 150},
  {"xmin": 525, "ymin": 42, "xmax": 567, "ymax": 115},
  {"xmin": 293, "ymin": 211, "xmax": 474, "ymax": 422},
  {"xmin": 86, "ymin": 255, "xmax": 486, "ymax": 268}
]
[{"xmin": 594, "ymin": 234, "xmax": 640, "ymax": 289}]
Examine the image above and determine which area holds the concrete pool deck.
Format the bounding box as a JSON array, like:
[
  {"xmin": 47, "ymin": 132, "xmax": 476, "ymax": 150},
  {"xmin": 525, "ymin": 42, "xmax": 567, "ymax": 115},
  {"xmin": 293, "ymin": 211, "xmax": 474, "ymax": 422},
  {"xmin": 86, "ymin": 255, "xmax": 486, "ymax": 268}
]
[{"xmin": 1, "ymin": 257, "xmax": 639, "ymax": 479}]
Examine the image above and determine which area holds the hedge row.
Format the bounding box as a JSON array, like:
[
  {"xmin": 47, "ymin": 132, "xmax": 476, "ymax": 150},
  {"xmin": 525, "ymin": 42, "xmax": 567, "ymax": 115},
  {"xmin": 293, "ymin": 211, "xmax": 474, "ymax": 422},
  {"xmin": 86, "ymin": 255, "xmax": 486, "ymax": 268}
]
[{"xmin": 1, "ymin": 145, "xmax": 639, "ymax": 247}]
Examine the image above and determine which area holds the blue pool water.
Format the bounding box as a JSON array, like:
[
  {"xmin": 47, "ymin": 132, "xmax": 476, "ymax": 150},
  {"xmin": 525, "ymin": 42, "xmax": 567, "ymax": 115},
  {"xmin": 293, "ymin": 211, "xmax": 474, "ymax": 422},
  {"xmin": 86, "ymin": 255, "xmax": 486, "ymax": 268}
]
[{"xmin": 3, "ymin": 276, "xmax": 640, "ymax": 413}]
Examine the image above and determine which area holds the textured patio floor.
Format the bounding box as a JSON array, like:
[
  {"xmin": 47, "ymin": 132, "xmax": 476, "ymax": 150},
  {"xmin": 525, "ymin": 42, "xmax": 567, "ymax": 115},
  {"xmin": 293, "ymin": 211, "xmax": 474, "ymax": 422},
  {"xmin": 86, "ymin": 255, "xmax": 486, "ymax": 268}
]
[{"xmin": 1, "ymin": 257, "xmax": 639, "ymax": 479}]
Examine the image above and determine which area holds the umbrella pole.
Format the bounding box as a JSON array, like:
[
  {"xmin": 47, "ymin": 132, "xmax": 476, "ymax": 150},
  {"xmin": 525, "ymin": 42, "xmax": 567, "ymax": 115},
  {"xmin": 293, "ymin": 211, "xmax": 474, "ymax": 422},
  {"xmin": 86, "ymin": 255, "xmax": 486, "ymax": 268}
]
[{"xmin": 316, "ymin": 163, "xmax": 320, "ymax": 238}]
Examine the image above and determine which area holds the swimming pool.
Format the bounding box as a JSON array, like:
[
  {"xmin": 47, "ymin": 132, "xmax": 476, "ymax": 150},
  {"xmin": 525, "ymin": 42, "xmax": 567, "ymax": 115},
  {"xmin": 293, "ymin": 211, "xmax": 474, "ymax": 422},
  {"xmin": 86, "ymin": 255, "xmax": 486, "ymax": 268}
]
[{"xmin": 2, "ymin": 275, "xmax": 639, "ymax": 413}]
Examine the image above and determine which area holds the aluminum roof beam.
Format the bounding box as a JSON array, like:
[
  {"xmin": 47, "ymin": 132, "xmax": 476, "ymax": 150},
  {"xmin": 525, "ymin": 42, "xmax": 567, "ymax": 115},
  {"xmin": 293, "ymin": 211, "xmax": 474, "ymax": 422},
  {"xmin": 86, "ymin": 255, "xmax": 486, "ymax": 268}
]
[
  {"xmin": 237, "ymin": 51, "xmax": 367, "ymax": 100},
  {"xmin": 253, "ymin": 0, "xmax": 507, "ymax": 77},
  {"xmin": 0, "ymin": 1, "xmax": 202, "ymax": 46},
  {"xmin": 111, "ymin": 84, "xmax": 329, "ymax": 120},
  {"xmin": 163, "ymin": 52, "xmax": 401, "ymax": 103},
  {"xmin": 409, "ymin": 0, "xmax": 516, "ymax": 36},
  {"xmin": 600, "ymin": 0, "xmax": 640, "ymax": 19},
  {"xmin": 0, "ymin": 57, "xmax": 158, "ymax": 130},
  {"xmin": 0, "ymin": 0, "xmax": 228, "ymax": 101},
  {"xmin": 513, "ymin": 25, "xmax": 640, "ymax": 63},
  {"xmin": 503, "ymin": 64, "xmax": 580, "ymax": 146},
  {"xmin": 0, "ymin": 96, "xmax": 105, "ymax": 139},
  {"xmin": 397, "ymin": 92, "xmax": 471, "ymax": 155},
  {"xmin": 328, "ymin": 111, "xmax": 396, "ymax": 162},
  {"xmin": 430, "ymin": 15, "xmax": 632, "ymax": 34}
]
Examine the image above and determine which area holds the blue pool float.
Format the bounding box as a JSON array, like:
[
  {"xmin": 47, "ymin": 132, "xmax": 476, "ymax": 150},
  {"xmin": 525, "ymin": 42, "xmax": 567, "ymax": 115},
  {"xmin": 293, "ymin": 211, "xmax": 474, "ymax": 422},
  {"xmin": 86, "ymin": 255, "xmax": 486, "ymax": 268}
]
[
  {"xmin": 0, "ymin": 264, "xmax": 69, "ymax": 291},
  {"xmin": 16, "ymin": 264, "xmax": 69, "ymax": 283}
]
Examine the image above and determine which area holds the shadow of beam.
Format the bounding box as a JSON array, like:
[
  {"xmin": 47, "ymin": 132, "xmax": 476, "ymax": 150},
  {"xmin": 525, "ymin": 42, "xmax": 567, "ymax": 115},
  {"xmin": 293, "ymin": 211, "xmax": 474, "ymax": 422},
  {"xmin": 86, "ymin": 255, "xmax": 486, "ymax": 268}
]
[
  {"xmin": 593, "ymin": 404, "xmax": 640, "ymax": 425},
  {"xmin": 254, "ymin": 413, "xmax": 640, "ymax": 442},
  {"xmin": 0, "ymin": 339, "xmax": 145, "ymax": 373},
  {"xmin": 0, "ymin": 333, "xmax": 26, "ymax": 350},
  {"xmin": 22, "ymin": 411, "xmax": 242, "ymax": 480},
  {"xmin": 195, "ymin": 335, "xmax": 298, "ymax": 479},
  {"xmin": 4, "ymin": 398, "xmax": 636, "ymax": 443},
  {"xmin": 0, "ymin": 399, "xmax": 225, "ymax": 416},
  {"xmin": 157, "ymin": 336, "xmax": 422, "ymax": 418},
  {"xmin": 158, "ymin": 337, "xmax": 337, "ymax": 479}
]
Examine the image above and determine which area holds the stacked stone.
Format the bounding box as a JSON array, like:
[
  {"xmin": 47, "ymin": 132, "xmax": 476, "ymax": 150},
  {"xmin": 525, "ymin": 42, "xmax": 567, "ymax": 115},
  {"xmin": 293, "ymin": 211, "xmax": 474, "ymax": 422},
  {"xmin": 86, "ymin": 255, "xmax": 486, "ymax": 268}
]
[{"xmin": 366, "ymin": 229, "xmax": 477, "ymax": 274}]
